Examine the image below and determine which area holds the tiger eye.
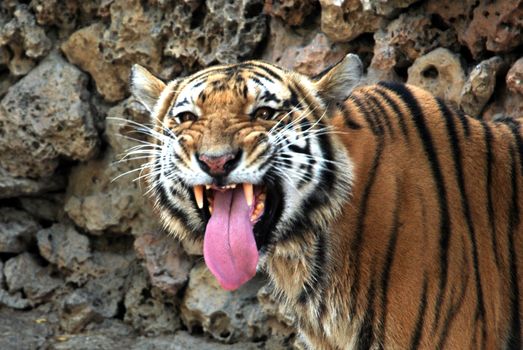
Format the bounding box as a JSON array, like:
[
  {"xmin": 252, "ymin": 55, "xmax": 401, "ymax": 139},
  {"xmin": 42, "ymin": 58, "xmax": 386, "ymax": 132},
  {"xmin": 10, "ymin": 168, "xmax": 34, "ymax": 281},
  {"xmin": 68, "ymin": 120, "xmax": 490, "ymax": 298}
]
[
  {"xmin": 177, "ymin": 112, "xmax": 197, "ymax": 123},
  {"xmin": 253, "ymin": 107, "xmax": 276, "ymax": 120}
]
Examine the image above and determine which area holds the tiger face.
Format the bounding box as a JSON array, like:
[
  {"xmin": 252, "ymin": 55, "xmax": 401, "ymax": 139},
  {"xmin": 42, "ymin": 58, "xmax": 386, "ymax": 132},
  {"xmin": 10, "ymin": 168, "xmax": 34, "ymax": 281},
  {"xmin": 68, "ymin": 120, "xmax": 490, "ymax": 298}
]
[{"xmin": 130, "ymin": 55, "xmax": 363, "ymax": 290}]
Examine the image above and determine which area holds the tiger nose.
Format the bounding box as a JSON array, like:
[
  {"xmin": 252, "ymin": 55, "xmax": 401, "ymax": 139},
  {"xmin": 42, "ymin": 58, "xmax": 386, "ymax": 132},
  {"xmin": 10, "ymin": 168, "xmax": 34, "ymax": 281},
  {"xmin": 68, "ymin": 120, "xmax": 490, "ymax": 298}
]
[{"xmin": 197, "ymin": 151, "xmax": 241, "ymax": 176}]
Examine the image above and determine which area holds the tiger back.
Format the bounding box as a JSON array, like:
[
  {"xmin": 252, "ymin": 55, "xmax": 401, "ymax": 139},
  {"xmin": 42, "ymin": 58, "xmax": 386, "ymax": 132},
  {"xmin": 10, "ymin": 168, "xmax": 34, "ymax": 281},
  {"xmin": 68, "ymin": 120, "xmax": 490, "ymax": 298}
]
[{"xmin": 129, "ymin": 54, "xmax": 522, "ymax": 349}]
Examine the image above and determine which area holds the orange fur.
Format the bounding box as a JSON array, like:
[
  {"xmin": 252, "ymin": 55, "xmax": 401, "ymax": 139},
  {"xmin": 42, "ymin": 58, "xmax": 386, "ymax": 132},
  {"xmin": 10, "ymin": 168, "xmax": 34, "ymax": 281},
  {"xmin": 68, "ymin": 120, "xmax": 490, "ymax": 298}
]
[{"xmin": 130, "ymin": 58, "xmax": 523, "ymax": 349}]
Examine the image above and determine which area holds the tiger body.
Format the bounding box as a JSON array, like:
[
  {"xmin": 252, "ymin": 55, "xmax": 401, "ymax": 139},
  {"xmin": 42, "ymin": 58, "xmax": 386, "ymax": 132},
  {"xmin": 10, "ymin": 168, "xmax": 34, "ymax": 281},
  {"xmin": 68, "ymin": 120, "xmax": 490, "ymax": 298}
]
[{"xmin": 129, "ymin": 55, "xmax": 522, "ymax": 349}]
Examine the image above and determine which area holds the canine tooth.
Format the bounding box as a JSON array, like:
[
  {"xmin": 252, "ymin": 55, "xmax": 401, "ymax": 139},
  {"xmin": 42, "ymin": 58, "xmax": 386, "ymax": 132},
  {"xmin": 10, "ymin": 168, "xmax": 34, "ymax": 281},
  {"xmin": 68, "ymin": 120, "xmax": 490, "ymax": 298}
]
[
  {"xmin": 193, "ymin": 185, "xmax": 204, "ymax": 209},
  {"xmin": 230, "ymin": 184, "xmax": 237, "ymax": 189},
  {"xmin": 205, "ymin": 185, "xmax": 211, "ymax": 190},
  {"xmin": 243, "ymin": 183, "xmax": 254, "ymax": 206}
]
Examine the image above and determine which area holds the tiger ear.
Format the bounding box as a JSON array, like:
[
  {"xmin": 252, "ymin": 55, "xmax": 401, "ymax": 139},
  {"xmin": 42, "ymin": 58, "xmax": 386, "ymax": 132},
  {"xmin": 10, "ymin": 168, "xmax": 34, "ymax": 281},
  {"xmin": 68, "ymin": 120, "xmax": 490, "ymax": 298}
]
[
  {"xmin": 314, "ymin": 53, "xmax": 363, "ymax": 103},
  {"xmin": 130, "ymin": 64, "xmax": 166, "ymax": 112}
]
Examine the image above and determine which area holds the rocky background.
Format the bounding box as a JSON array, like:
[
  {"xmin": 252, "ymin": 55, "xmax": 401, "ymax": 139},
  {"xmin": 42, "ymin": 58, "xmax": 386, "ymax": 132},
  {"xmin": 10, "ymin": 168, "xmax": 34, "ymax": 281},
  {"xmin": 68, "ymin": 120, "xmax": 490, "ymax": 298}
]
[{"xmin": 0, "ymin": 0, "xmax": 521, "ymax": 349}]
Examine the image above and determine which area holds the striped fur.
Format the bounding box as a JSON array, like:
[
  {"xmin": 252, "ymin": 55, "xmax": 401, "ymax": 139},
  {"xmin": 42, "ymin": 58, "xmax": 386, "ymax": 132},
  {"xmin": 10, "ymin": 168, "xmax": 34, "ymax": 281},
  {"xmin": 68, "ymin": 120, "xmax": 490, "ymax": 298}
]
[{"xmin": 129, "ymin": 55, "xmax": 523, "ymax": 349}]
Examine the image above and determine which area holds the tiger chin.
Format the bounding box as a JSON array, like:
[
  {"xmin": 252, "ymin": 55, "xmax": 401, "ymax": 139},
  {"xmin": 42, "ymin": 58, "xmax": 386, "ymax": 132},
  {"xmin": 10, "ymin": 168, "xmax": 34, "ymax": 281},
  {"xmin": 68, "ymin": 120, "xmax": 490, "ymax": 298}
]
[{"xmin": 129, "ymin": 54, "xmax": 522, "ymax": 349}]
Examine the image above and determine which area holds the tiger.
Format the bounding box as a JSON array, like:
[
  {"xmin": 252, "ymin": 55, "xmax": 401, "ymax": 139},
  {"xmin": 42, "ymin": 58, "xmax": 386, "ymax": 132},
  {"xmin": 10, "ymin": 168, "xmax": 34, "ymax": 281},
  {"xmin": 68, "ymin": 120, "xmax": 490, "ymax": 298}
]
[{"xmin": 129, "ymin": 53, "xmax": 522, "ymax": 349}]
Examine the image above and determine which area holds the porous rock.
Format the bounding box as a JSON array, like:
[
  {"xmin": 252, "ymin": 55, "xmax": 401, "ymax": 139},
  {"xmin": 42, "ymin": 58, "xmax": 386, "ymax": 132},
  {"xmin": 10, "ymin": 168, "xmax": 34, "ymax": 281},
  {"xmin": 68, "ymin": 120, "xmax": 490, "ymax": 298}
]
[
  {"xmin": 0, "ymin": 52, "xmax": 99, "ymax": 178},
  {"xmin": 361, "ymin": 0, "xmax": 420, "ymax": 16},
  {"xmin": 61, "ymin": 23, "xmax": 127, "ymax": 103},
  {"xmin": 506, "ymin": 58, "xmax": 523, "ymax": 96},
  {"xmin": 131, "ymin": 331, "xmax": 265, "ymax": 350},
  {"xmin": 370, "ymin": 12, "xmax": 458, "ymax": 79},
  {"xmin": 0, "ymin": 166, "xmax": 65, "ymax": 199},
  {"xmin": 4, "ymin": 252, "xmax": 62, "ymax": 304},
  {"xmin": 426, "ymin": 0, "xmax": 523, "ymax": 58},
  {"xmin": 61, "ymin": 0, "xmax": 169, "ymax": 102},
  {"xmin": 37, "ymin": 223, "xmax": 91, "ymax": 272},
  {"xmin": 124, "ymin": 266, "xmax": 182, "ymax": 335},
  {"xmin": 0, "ymin": 4, "xmax": 51, "ymax": 76},
  {"xmin": 181, "ymin": 263, "xmax": 272, "ymax": 343},
  {"xmin": 287, "ymin": 33, "xmax": 349, "ymax": 77},
  {"xmin": 264, "ymin": 0, "xmax": 317, "ymax": 26},
  {"xmin": 460, "ymin": 56, "xmax": 506, "ymax": 117},
  {"xmin": 164, "ymin": 0, "xmax": 267, "ymax": 67},
  {"xmin": 319, "ymin": 0, "xmax": 383, "ymax": 42},
  {"xmin": 407, "ymin": 48, "xmax": 465, "ymax": 106},
  {"xmin": 59, "ymin": 271, "xmax": 128, "ymax": 333},
  {"xmin": 0, "ymin": 307, "xmax": 54, "ymax": 349},
  {"xmin": 64, "ymin": 100, "xmax": 157, "ymax": 235},
  {"xmin": 0, "ymin": 207, "xmax": 40, "ymax": 253},
  {"xmin": 261, "ymin": 17, "xmax": 312, "ymax": 69},
  {"xmin": 19, "ymin": 194, "xmax": 65, "ymax": 222},
  {"xmin": 134, "ymin": 232, "xmax": 192, "ymax": 296}
]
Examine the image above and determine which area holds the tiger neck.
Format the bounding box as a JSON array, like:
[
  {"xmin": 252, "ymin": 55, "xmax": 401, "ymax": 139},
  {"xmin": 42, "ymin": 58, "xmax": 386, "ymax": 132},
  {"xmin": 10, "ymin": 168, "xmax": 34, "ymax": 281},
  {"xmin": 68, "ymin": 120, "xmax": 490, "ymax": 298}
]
[{"xmin": 263, "ymin": 109, "xmax": 382, "ymax": 324}]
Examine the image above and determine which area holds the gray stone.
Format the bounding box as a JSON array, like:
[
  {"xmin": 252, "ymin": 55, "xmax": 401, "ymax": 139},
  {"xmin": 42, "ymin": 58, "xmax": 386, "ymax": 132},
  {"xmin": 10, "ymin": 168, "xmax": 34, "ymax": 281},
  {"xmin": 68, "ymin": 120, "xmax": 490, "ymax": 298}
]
[
  {"xmin": 134, "ymin": 232, "xmax": 192, "ymax": 296},
  {"xmin": 0, "ymin": 207, "xmax": 40, "ymax": 253},
  {"xmin": 0, "ymin": 288, "xmax": 32, "ymax": 309},
  {"xmin": 50, "ymin": 333, "xmax": 133, "ymax": 350},
  {"xmin": 59, "ymin": 289, "xmax": 104, "ymax": 333},
  {"xmin": 37, "ymin": 224, "xmax": 91, "ymax": 272},
  {"xmin": 0, "ymin": 51, "xmax": 99, "ymax": 178},
  {"xmin": 64, "ymin": 100, "xmax": 158, "ymax": 236},
  {"xmin": 124, "ymin": 266, "xmax": 181, "ymax": 335},
  {"xmin": 507, "ymin": 57, "xmax": 523, "ymax": 96},
  {"xmin": 131, "ymin": 331, "xmax": 265, "ymax": 350},
  {"xmin": 163, "ymin": 0, "xmax": 267, "ymax": 67},
  {"xmin": 19, "ymin": 194, "xmax": 65, "ymax": 221},
  {"xmin": 460, "ymin": 56, "xmax": 506, "ymax": 117},
  {"xmin": 319, "ymin": 0, "xmax": 383, "ymax": 42},
  {"xmin": 181, "ymin": 263, "xmax": 272, "ymax": 343},
  {"xmin": 361, "ymin": 0, "xmax": 421, "ymax": 16},
  {"xmin": 0, "ymin": 166, "xmax": 65, "ymax": 199},
  {"xmin": 407, "ymin": 48, "xmax": 466, "ymax": 107},
  {"xmin": 4, "ymin": 252, "xmax": 62, "ymax": 303},
  {"xmin": 370, "ymin": 12, "xmax": 458, "ymax": 80},
  {"xmin": 58, "ymin": 265, "xmax": 130, "ymax": 332},
  {"xmin": 0, "ymin": 4, "xmax": 51, "ymax": 76},
  {"xmin": 0, "ymin": 307, "xmax": 54, "ymax": 349}
]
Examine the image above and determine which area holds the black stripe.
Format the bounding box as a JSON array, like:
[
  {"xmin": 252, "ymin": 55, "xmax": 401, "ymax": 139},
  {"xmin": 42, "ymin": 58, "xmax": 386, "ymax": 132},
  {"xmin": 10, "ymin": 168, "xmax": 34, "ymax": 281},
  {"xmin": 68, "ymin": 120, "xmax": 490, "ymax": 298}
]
[
  {"xmin": 250, "ymin": 71, "xmax": 276, "ymax": 84},
  {"xmin": 357, "ymin": 276, "xmax": 377, "ymax": 350},
  {"xmin": 482, "ymin": 121, "xmax": 499, "ymax": 267},
  {"xmin": 156, "ymin": 182, "xmax": 191, "ymax": 229},
  {"xmin": 506, "ymin": 145, "xmax": 522, "ymax": 349},
  {"xmin": 338, "ymin": 102, "xmax": 362, "ymax": 129},
  {"xmin": 507, "ymin": 119, "xmax": 523, "ymax": 175},
  {"xmin": 409, "ymin": 277, "xmax": 429, "ymax": 350},
  {"xmin": 250, "ymin": 75, "xmax": 264, "ymax": 87},
  {"xmin": 241, "ymin": 62, "xmax": 284, "ymax": 82},
  {"xmin": 378, "ymin": 191, "xmax": 400, "ymax": 346},
  {"xmin": 436, "ymin": 264, "xmax": 468, "ymax": 350},
  {"xmin": 456, "ymin": 110, "xmax": 470, "ymax": 137},
  {"xmin": 437, "ymin": 99, "xmax": 486, "ymax": 339},
  {"xmin": 348, "ymin": 95, "xmax": 381, "ymax": 135},
  {"xmin": 349, "ymin": 138, "xmax": 384, "ymax": 314},
  {"xmin": 367, "ymin": 94, "xmax": 394, "ymax": 137},
  {"xmin": 298, "ymin": 232, "xmax": 327, "ymax": 304},
  {"xmin": 277, "ymin": 133, "xmax": 337, "ymax": 244},
  {"xmin": 379, "ymin": 82, "xmax": 451, "ymax": 332},
  {"xmin": 374, "ymin": 87, "xmax": 410, "ymax": 141}
]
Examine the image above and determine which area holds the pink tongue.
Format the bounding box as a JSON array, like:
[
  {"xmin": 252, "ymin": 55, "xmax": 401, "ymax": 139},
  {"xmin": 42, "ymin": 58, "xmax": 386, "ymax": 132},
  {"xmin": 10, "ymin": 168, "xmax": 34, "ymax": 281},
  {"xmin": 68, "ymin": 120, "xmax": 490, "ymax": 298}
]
[{"xmin": 203, "ymin": 187, "xmax": 259, "ymax": 290}]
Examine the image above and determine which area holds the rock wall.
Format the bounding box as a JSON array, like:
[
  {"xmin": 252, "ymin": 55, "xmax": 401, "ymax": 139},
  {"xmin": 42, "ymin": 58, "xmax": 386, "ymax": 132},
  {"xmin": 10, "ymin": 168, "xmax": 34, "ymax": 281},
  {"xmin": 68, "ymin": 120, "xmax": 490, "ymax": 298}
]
[{"xmin": 0, "ymin": 0, "xmax": 521, "ymax": 349}]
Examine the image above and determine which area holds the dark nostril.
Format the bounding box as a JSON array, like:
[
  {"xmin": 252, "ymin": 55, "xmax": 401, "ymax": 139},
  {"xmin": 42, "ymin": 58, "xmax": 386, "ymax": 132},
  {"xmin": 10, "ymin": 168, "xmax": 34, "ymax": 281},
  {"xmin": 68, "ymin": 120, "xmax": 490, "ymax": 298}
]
[{"xmin": 197, "ymin": 150, "xmax": 241, "ymax": 175}]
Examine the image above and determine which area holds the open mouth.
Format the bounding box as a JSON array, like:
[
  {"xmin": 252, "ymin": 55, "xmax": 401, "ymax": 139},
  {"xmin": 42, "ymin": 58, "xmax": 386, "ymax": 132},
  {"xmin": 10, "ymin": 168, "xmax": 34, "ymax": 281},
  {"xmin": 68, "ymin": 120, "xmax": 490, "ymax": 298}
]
[
  {"xmin": 191, "ymin": 183, "xmax": 268, "ymax": 291},
  {"xmin": 193, "ymin": 183, "xmax": 266, "ymax": 223}
]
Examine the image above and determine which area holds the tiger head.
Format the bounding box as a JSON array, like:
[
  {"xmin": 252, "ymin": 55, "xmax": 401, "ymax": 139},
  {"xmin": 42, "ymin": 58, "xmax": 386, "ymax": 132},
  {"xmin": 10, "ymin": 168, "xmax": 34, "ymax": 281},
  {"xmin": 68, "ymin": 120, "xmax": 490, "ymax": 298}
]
[{"xmin": 130, "ymin": 54, "xmax": 363, "ymax": 290}]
